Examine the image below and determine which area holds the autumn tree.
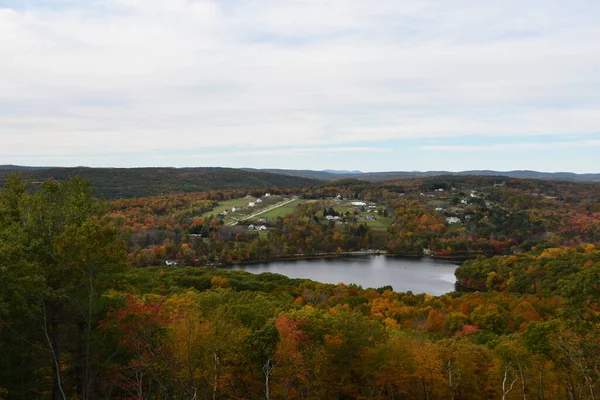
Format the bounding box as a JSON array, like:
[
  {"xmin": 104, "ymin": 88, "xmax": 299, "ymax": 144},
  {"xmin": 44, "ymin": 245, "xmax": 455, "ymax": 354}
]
[{"xmin": 0, "ymin": 175, "xmax": 127, "ymax": 399}]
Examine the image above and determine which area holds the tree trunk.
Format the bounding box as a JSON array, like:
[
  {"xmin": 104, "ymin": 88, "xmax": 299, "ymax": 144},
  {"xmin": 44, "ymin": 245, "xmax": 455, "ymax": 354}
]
[
  {"xmin": 447, "ymin": 360, "xmax": 455, "ymax": 400},
  {"xmin": 502, "ymin": 366, "xmax": 518, "ymax": 400},
  {"xmin": 212, "ymin": 353, "xmax": 220, "ymax": 400},
  {"xmin": 518, "ymin": 364, "xmax": 527, "ymax": 400},
  {"xmin": 84, "ymin": 269, "xmax": 94, "ymax": 399},
  {"xmin": 263, "ymin": 356, "xmax": 273, "ymax": 400},
  {"xmin": 423, "ymin": 379, "xmax": 430, "ymax": 400},
  {"xmin": 42, "ymin": 302, "xmax": 66, "ymax": 400},
  {"xmin": 537, "ymin": 370, "xmax": 544, "ymax": 400}
]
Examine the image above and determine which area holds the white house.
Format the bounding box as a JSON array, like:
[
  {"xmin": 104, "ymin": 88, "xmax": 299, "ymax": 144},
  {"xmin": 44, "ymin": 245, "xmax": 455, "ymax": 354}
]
[
  {"xmin": 247, "ymin": 224, "xmax": 255, "ymax": 230},
  {"xmin": 248, "ymin": 202, "xmax": 256, "ymax": 207},
  {"xmin": 255, "ymin": 198, "xmax": 263, "ymax": 203},
  {"xmin": 165, "ymin": 260, "xmax": 179, "ymax": 266},
  {"xmin": 460, "ymin": 199, "xmax": 468, "ymax": 205},
  {"xmin": 446, "ymin": 217, "xmax": 461, "ymax": 224},
  {"xmin": 257, "ymin": 225, "xmax": 268, "ymax": 231},
  {"xmin": 350, "ymin": 201, "xmax": 366, "ymax": 206},
  {"xmin": 264, "ymin": 193, "xmax": 271, "ymax": 197}
]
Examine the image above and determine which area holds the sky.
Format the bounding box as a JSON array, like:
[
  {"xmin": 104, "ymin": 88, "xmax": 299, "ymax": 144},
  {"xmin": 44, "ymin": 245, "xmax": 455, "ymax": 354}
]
[{"xmin": 1, "ymin": 0, "xmax": 599, "ymax": 173}]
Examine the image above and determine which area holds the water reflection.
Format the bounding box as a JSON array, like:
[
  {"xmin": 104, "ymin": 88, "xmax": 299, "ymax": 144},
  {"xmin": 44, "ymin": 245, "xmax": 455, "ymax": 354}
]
[{"xmin": 224, "ymin": 256, "xmax": 460, "ymax": 296}]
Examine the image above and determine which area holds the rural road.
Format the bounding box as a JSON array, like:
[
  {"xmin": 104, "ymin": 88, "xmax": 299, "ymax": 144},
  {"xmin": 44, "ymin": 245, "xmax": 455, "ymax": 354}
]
[{"xmin": 225, "ymin": 197, "xmax": 298, "ymax": 226}]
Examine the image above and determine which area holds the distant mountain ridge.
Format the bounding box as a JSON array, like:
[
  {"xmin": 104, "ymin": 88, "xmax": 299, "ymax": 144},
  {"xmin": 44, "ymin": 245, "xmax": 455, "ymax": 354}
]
[
  {"xmin": 1, "ymin": 166, "xmax": 599, "ymax": 200},
  {"xmin": 322, "ymin": 169, "xmax": 363, "ymax": 175},
  {"xmin": 0, "ymin": 166, "xmax": 323, "ymax": 199},
  {"xmin": 246, "ymin": 168, "xmax": 600, "ymax": 183}
]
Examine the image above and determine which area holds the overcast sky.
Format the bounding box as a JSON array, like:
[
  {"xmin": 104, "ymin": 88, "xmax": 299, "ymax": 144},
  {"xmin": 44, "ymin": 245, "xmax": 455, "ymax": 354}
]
[{"xmin": 1, "ymin": 0, "xmax": 599, "ymax": 172}]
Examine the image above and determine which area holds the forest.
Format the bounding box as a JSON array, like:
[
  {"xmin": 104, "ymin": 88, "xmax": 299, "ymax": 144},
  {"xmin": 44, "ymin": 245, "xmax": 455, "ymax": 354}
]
[
  {"xmin": 0, "ymin": 167, "xmax": 321, "ymax": 200},
  {"xmin": 0, "ymin": 173, "xmax": 598, "ymax": 399}
]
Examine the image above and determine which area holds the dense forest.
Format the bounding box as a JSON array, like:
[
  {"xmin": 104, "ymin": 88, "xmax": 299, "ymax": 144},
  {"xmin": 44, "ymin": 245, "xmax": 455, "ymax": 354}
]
[
  {"xmin": 0, "ymin": 167, "xmax": 322, "ymax": 200},
  {"xmin": 0, "ymin": 173, "xmax": 599, "ymax": 399}
]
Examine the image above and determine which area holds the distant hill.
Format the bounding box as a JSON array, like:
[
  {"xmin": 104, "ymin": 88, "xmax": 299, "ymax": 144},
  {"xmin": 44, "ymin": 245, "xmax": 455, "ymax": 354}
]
[
  {"xmin": 0, "ymin": 165, "xmax": 53, "ymax": 170},
  {"xmin": 2, "ymin": 166, "xmax": 599, "ymax": 200},
  {"xmin": 0, "ymin": 167, "xmax": 323, "ymax": 199},
  {"xmin": 242, "ymin": 168, "xmax": 342, "ymax": 181},
  {"xmin": 248, "ymin": 168, "xmax": 600, "ymax": 183},
  {"xmin": 322, "ymin": 169, "xmax": 363, "ymax": 175}
]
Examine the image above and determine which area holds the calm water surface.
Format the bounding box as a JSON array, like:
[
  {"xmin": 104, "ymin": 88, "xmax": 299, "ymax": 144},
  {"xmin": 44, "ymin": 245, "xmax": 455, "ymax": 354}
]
[{"xmin": 227, "ymin": 256, "xmax": 459, "ymax": 295}]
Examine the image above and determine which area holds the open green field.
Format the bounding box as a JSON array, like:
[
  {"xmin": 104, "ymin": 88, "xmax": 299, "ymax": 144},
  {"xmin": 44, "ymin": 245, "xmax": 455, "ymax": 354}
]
[
  {"xmin": 200, "ymin": 196, "xmax": 308, "ymax": 226},
  {"xmin": 363, "ymin": 215, "xmax": 393, "ymax": 232},
  {"xmin": 200, "ymin": 197, "xmax": 252, "ymax": 219},
  {"xmin": 258, "ymin": 198, "xmax": 306, "ymax": 218},
  {"xmin": 201, "ymin": 197, "xmax": 393, "ymax": 231}
]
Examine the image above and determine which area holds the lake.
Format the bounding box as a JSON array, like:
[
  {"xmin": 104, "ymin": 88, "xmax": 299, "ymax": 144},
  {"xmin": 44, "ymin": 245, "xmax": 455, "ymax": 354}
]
[{"xmin": 225, "ymin": 256, "xmax": 460, "ymax": 295}]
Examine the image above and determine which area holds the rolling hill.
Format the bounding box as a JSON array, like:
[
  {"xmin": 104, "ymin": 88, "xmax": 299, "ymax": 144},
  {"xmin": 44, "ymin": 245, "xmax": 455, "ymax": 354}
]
[
  {"xmin": 0, "ymin": 167, "xmax": 323, "ymax": 199},
  {"xmin": 247, "ymin": 168, "xmax": 600, "ymax": 183}
]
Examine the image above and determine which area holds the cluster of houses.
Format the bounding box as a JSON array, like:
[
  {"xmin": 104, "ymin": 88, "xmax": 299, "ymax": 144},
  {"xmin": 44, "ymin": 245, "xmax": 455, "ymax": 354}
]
[
  {"xmin": 350, "ymin": 201, "xmax": 367, "ymax": 206},
  {"xmin": 244, "ymin": 194, "xmax": 271, "ymax": 208},
  {"xmin": 247, "ymin": 224, "xmax": 268, "ymax": 231},
  {"xmin": 325, "ymin": 214, "xmax": 376, "ymax": 222},
  {"xmin": 247, "ymin": 217, "xmax": 268, "ymax": 230},
  {"xmin": 248, "ymin": 197, "xmax": 266, "ymax": 207}
]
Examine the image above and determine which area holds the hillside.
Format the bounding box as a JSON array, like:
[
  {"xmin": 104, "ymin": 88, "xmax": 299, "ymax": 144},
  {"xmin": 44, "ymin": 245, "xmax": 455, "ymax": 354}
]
[
  {"xmin": 0, "ymin": 166, "xmax": 323, "ymax": 199},
  {"xmin": 1, "ymin": 173, "xmax": 599, "ymax": 399},
  {"xmin": 246, "ymin": 168, "xmax": 600, "ymax": 182}
]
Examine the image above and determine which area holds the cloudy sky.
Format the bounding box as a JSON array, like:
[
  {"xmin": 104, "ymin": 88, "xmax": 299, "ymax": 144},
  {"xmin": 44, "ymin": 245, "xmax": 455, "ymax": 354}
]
[{"xmin": 1, "ymin": 0, "xmax": 599, "ymax": 172}]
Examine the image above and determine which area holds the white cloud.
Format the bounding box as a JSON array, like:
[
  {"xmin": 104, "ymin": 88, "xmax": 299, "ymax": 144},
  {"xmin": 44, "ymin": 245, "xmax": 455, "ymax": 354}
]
[
  {"xmin": 0, "ymin": 0, "xmax": 599, "ymax": 165},
  {"xmin": 420, "ymin": 139, "xmax": 600, "ymax": 152}
]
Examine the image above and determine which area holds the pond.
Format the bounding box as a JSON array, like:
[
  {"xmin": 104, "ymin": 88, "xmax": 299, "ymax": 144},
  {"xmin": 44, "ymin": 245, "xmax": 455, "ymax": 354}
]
[{"xmin": 224, "ymin": 256, "xmax": 460, "ymax": 295}]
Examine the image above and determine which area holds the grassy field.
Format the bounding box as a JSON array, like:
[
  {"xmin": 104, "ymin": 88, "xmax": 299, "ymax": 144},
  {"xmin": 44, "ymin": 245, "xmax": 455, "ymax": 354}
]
[
  {"xmin": 200, "ymin": 196, "xmax": 306, "ymax": 225},
  {"xmin": 258, "ymin": 198, "xmax": 306, "ymax": 218},
  {"xmin": 200, "ymin": 197, "xmax": 252, "ymax": 219},
  {"xmin": 364, "ymin": 216, "xmax": 393, "ymax": 232},
  {"xmin": 201, "ymin": 197, "xmax": 393, "ymax": 233}
]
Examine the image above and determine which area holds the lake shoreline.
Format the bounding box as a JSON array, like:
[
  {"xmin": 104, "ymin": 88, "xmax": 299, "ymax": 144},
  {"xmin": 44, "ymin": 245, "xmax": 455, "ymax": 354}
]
[
  {"xmin": 218, "ymin": 254, "xmax": 460, "ymax": 295},
  {"xmin": 210, "ymin": 250, "xmax": 465, "ymax": 268}
]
